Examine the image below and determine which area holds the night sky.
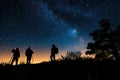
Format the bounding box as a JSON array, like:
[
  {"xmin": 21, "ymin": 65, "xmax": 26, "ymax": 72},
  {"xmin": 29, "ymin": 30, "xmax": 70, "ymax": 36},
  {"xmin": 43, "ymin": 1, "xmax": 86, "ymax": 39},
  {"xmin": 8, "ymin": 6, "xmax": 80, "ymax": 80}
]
[{"xmin": 0, "ymin": 0, "xmax": 120, "ymax": 63}]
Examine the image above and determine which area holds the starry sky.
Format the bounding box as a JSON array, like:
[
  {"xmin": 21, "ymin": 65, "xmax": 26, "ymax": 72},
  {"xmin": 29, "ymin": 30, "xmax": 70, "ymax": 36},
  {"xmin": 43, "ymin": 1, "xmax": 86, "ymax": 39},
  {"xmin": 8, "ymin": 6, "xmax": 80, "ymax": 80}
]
[{"xmin": 0, "ymin": 0, "xmax": 120, "ymax": 63}]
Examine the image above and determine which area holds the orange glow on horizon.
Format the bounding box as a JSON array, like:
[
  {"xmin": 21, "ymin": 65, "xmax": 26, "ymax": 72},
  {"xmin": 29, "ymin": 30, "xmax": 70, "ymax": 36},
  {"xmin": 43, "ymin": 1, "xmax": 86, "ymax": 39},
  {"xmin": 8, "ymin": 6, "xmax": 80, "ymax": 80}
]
[
  {"xmin": 0, "ymin": 50, "xmax": 66, "ymax": 64},
  {"xmin": 0, "ymin": 49, "xmax": 90, "ymax": 65}
]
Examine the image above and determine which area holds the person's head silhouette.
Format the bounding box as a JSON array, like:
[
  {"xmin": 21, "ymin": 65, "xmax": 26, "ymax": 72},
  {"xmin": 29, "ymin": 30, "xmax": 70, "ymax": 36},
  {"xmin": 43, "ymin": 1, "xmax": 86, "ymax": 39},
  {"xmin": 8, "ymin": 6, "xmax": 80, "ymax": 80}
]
[
  {"xmin": 52, "ymin": 44, "xmax": 55, "ymax": 47},
  {"xmin": 16, "ymin": 48, "xmax": 19, "ymax": 50},
  {"xmin": 28, "ymin": 47, "xmax": 31, "ymax": 49}
]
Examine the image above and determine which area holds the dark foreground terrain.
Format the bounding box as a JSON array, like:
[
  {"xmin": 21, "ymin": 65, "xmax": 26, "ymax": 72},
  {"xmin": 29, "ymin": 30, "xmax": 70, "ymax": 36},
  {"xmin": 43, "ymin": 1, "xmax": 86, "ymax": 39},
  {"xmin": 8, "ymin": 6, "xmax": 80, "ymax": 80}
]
[{"xmin": 0, "ymin": 60, "xmax": 120, "ymax": 80}]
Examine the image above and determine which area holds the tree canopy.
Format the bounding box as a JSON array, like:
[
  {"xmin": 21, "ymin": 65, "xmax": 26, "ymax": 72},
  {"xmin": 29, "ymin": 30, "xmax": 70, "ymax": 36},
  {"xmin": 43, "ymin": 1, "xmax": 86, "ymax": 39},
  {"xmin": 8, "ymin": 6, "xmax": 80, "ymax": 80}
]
[{"xmin": 86, "ymin": 19, "xmax": 120, "ymax": 61}]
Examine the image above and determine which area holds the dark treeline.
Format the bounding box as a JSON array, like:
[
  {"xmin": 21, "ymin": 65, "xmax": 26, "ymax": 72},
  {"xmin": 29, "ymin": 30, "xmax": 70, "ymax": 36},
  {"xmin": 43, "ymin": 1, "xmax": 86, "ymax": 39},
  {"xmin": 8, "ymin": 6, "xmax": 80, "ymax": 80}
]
[{"xmin": 86, "ymin": 19, "xmax": 120, "ymax": 61}]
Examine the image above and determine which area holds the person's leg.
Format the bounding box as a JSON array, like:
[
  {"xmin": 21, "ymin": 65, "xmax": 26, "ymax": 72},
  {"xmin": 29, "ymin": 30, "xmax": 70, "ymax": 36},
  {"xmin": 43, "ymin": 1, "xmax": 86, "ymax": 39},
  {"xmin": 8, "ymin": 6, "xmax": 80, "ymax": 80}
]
[
  {"xmin": 29, "ymin": 57, "xmax": 31, "ymax": 64},
  {"xmin": 53, "ymin": 55, "xmax": 55, "ymax": 61},
  {"xmin": 50, "ymin": 54, "xmax": 52, "ymax": 61},
  {"xmin": 11, "ymin": 57, "xmax": 15, "ymax": 65},
  {"xmin": 26, "ymin": 57, "xmax": 29, "ymax": 64},
  {"xmin": 16, "ymin": 58, "xmax": 18, "ymax": 65},
  {"xmin": 28, "ymin": 59, "xmax": 29, "ymax": 64},
  {"xmin": 27, "ymin": 57, "xmax": 31, "ymax": 64}
]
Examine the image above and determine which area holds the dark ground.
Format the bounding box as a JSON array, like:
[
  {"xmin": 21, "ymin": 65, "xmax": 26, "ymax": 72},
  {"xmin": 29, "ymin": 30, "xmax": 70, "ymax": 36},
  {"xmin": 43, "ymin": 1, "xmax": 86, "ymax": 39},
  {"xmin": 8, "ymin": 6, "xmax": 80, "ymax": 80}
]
[{"xmin": 0, "ymin": 60, "xmax": 120, "ymax": 80}]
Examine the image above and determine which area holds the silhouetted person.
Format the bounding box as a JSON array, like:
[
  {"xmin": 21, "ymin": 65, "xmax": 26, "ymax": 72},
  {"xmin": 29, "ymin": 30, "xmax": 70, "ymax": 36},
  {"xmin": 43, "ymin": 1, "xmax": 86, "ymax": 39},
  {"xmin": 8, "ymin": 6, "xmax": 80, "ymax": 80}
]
[
  {"xmin": 50, "ymin": 44, "xmax": 58, "ymax": 61},
  {"xmin": 11, "ymin": 48, "xmax": 20, "ymax": 65},
  {"xmin": 25, "ymin": 47, "xmax": 34, "ymax": 64}
]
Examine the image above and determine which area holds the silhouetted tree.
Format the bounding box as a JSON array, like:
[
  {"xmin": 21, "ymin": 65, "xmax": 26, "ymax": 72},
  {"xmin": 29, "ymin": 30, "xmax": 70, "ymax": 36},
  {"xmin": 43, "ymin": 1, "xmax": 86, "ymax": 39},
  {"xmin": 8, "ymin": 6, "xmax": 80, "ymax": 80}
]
[
  {"xmin": 113, "ymin": 25, "xmax": 120, "ymax": 48},
  {"xmin": 86, "ymin": 19, "xmax": 120, "ymax": 61},
  {"xmin": 86, "ymin": 42, "xmax": 95, "ymax": 55}
]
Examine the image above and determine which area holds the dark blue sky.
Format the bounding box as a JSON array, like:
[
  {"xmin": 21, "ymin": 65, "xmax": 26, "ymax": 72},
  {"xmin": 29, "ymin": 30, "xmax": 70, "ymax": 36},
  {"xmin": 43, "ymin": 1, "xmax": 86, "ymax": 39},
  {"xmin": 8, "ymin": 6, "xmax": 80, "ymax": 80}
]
[{"xmin": 0, "ymin": 0, "xmax": 120, "ymax": 56}]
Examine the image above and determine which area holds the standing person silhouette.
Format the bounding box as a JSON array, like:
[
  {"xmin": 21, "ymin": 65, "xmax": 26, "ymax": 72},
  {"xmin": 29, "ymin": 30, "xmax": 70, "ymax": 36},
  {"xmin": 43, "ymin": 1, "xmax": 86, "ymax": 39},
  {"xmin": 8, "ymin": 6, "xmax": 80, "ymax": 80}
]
[
  {"xmin": 50, "ymin": 44, "xmax": 59, "ymax": 61},
  {"xmin": 11, "ymin": 48, "xmax": 20, "ymax": 65},
  {"xmin": 25, "ymin": 47, "xmax": 34, "ymax": 64}
]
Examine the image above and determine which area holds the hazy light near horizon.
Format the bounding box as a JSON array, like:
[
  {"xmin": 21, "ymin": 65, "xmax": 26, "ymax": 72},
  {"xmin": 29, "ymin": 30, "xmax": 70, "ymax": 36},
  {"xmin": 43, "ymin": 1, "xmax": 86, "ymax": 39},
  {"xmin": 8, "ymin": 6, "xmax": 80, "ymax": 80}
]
[{"xmin": 0, "ymin": 49, "xmax": 88, "ymax": 64}]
